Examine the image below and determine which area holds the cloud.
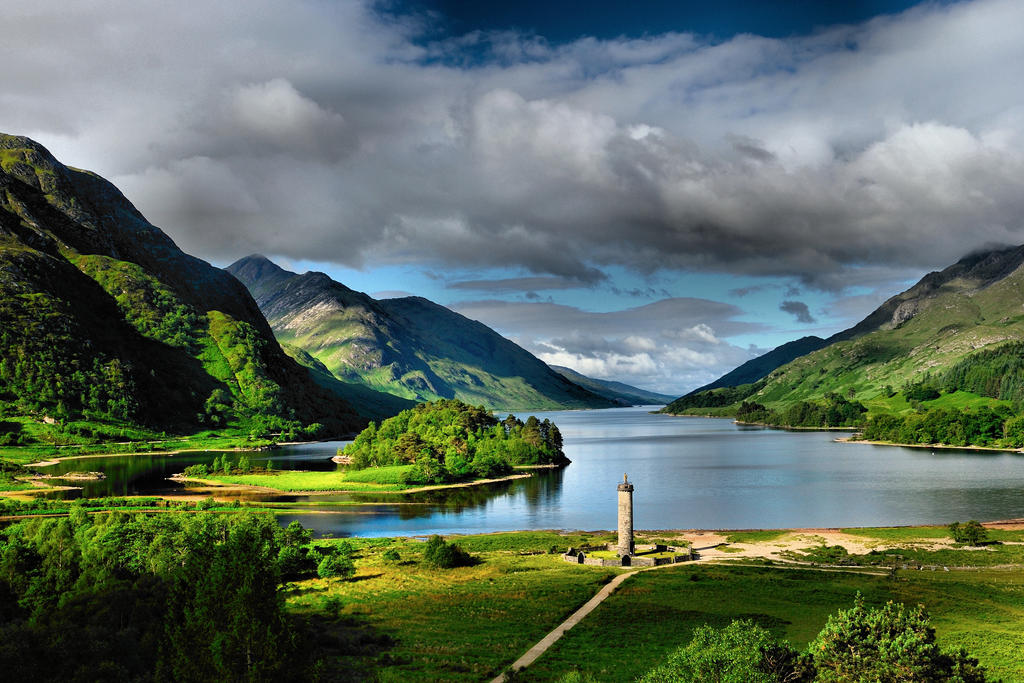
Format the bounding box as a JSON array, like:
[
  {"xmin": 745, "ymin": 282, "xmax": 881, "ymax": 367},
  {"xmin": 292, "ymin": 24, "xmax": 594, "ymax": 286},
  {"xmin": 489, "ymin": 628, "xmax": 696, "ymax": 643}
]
[
  {"xmin": 779, "ymin": 300, "xmax": 816, "ymax": 324},
  {"xmin": 451, "ymin": 297, "xmax": 763, "ymax": 393},
  {"xmin": 446, "ymin": 274, "xmax": 600, "ymax": 292},
  {"xmin": 7, "ymin": 0, "xmax": 1024, "ymax": 290}
]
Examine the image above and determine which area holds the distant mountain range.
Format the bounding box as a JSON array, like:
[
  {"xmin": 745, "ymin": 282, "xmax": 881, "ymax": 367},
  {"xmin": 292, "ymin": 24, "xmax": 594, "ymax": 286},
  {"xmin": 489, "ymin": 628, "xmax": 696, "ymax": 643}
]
[
  {"xmin": 0, "ymin": 133, "xmax": 398, "ymax": 437},
  {"xmin": 548, "ymin": 365, "xmax": 674, "ymax": 405},
  {"xmin": 228, "ymin": 255, "xmax": 664, "ymax": 411},
  {"xmin": 665, "ymin": 245, "xmax": 1024, "ymax": 415}
]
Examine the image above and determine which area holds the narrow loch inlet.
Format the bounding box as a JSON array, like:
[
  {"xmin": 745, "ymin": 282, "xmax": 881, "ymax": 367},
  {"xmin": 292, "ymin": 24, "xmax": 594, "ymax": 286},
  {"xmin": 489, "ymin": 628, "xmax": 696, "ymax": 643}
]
[{"xmin": 42, "ymin": 407, "xmax": 1024, "ymax": 537}]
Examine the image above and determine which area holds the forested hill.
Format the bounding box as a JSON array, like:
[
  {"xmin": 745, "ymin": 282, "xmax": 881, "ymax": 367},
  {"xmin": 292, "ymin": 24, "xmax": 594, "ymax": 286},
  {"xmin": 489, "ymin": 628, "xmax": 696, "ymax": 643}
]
[
  {"xmin": 0, "ymin": 133, "xmax": 380, "ymax": 441},
  {"xmin": 663, "ymin": 245, "xmax": 1024, "ymax": 443},
  {"xmin": 227, "ymin": 255, "xmax": 615, "ymax": 411}
]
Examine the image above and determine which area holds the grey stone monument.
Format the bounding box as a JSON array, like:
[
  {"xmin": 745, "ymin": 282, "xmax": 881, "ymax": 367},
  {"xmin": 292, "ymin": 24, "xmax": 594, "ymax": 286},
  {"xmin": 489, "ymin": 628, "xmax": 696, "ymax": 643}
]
[{"xmin": 617, "ymin": 473, "xmax": 634, "ymax": 556}]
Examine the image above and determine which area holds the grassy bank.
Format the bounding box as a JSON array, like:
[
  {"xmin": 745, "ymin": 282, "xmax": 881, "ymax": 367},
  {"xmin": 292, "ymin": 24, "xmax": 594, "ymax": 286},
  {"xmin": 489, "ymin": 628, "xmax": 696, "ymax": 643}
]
[{"xmin": 197, "ymin": 465, "xmax": 532, "ymax": 493}]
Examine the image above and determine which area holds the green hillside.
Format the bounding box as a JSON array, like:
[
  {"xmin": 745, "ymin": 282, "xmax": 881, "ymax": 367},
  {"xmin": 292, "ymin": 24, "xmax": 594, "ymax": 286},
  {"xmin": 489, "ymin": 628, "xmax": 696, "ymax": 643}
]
[
  {"xmin": 663, "ymin": 246, "xmax": 1024, "ymax": 445},
  {"xmin": 227, "ymin": 255, "xmax": 615, "ymax": 411},
  {"xmin": 0, "ymin": 133, "xmax": 377, "ymax": 448}
]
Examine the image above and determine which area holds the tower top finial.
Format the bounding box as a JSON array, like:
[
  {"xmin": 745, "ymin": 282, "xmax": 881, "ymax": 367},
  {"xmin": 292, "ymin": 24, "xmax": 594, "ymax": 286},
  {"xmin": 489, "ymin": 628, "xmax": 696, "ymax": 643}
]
[{"xmin": 623, "ymin": 473, "xmax": 628, "ymax": 483}]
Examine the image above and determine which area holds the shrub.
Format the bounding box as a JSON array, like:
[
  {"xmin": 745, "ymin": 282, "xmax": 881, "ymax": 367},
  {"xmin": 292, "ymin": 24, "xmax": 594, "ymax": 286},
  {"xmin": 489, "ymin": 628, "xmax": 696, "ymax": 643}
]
[
  {"xmin": 317, "ymin": 553, "xmax": 355, "ymax": 579},
  {"xmin": 382, "ymin": 548, "xmax": 402, "ymax": 565},
  {"xmin": 423, "ymin": 535, "xmax": 475, "ymax": 569}
]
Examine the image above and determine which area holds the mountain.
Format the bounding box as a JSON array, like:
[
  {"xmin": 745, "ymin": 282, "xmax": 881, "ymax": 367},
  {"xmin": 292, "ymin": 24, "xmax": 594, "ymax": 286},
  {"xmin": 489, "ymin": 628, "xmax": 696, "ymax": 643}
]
[
  {"xmin": 664, "ymin": 245, "xmax": 1024, "ymax": 417},
  {"xmin": 686, "ymin": 336, "xmax": 828, "ymax": 395},
  {"xmin": 0, "ymin": 133, "xmax": 384, "ymax": 438},
  {"xmin": 547, "ymin": 365, "xmax": 675, "ymax": 405},
  {"xmin": 227, "ymin": 255, "xmax": 616, "ymax": 411}
]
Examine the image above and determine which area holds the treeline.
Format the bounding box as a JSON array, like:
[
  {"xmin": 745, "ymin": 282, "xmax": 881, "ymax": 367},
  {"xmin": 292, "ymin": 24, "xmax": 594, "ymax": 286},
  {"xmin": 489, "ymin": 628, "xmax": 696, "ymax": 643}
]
[
  {"xmin": 862, "ymin": 406, "xmax": 1016, "ymax": 447},
  {"xmin": 735, "ymin": 393, "xmax": 867, "ymax": 428},
  {"xmin": 0, "ymin": 510, "xmax": 341, "ymax": 681},
  {"xmin": 341, "ymin": 399, "xmax": 565, "ymax": 485},
  {"xmin": 640, "ymin": 595, "xmax": 988, "ymax": 682}
]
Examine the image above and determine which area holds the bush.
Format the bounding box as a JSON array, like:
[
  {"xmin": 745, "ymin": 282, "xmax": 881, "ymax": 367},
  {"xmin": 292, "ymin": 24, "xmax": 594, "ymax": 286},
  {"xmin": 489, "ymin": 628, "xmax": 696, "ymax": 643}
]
[
  {"xmin": 949, "ymin": 520, "xmax": 988, "ymax": 546},
  {"xmin": 317, "ymin": 553, "xmax": 355, "ymax": 579},
  {"xmin": 423, "ymin": 535, "xmax": 475, "ymax": 569},
  {"xmin": 639, "ymin": 620, "xmax": 811, "ymax": 682},
  {"xmin": 382, "ymin": 548, "xmax": 402, "ymax": 565}
]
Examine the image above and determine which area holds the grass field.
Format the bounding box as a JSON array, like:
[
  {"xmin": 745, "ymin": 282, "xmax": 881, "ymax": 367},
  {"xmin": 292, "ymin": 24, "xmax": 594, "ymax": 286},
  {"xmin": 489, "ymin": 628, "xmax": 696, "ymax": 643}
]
[
  {"xmin": 285, "ymin": 531, "xmax": 622, "ymax": 681},
  {"xmin": 280, "ymin": 529, "xmax": 1024, "ymax": 682},
  {"xmin": 517, "ymin": 563, "xmax": 1024, "ymax": 682}
]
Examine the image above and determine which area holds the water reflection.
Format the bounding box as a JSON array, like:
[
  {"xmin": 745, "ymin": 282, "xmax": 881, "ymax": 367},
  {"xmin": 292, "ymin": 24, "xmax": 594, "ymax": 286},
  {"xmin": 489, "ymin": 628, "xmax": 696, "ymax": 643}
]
[{"xmin": 28, "ymin": 407, "xmax": 1024, "ymax": 536}]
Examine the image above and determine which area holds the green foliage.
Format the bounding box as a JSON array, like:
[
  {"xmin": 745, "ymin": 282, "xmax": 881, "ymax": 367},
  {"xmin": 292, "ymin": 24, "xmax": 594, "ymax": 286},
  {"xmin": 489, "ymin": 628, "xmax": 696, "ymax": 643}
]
[
  {"xmin": 0, "ymin": 511, "xmax": 321, "ymax": 681},
  {"xmin": 317, "ymin": 552, "xmax": 356, "ymax": 579},
  {"xmin": 381, "ymin": 548, "xmax": 402, "ymax": 564},
  {"xmin": 862, "ymin": 405, "xmax": 1009, "ymax": 446},
  {"xmin": 811, "ymin": 594, "xmax": 988, "ymax": 682},
  {"xmin": 422, "ymin": 535, "xmax": 475, "ymax": 569},
  {"xmin": 940, "ymin": 341, "xmax": 1024, "ymax": 402},
  {"xmin": 948, "ymin": 520, "xmax": 988, "ymax": 546},
  {"xmin": 640, "ymin": 596, "xmax": 989, "ymax": 683},
  {"xmin": 341, "ymin": 399, "xmax": 565, "ymax": 485},
  {"xmin": 734, "ymin": 393, "xmax": 867, "ymax": 428},
  {"xmin": 640, "ymin": 620, "xmax": 812, "ymax": 683}
]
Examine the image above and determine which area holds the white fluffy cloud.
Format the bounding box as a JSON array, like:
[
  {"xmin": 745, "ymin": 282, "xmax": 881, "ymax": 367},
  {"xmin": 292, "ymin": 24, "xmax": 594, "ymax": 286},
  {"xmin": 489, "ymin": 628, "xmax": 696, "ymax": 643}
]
[{"xmin": 452, "ymin": 299, "xmax": 762, "ymax": 394}]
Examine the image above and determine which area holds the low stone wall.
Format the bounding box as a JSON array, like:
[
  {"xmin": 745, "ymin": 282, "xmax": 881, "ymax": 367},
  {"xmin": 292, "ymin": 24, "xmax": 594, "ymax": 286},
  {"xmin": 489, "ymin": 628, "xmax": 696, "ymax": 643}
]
[{"xmin": 562, "ymin": 544, "xmax": 694, "ymax": 567}]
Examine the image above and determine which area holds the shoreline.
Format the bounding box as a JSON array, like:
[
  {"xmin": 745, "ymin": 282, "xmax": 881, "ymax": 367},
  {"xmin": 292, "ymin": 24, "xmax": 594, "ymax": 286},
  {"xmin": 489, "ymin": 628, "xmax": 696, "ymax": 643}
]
[
  {"xmin": 835, "ymin": 435, "xmax": 1024, "ymax": 454},
  {"xmin": 22, "ymin": 438, "xmax": 330, "ymax": 467}
]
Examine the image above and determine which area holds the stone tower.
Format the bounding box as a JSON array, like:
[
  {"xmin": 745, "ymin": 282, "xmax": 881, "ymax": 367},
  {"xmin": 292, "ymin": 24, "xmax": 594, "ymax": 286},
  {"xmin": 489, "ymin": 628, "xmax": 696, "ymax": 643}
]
[{"xmin": 617, "ymin": 473, "xmax": 634, "ymax": 556}]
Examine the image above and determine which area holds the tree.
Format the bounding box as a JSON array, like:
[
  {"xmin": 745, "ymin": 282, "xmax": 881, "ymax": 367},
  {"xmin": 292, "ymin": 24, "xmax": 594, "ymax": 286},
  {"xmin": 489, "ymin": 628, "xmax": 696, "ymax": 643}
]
[
  {"xmin": 949, "ymin": 520, "xmax": 988, "ymax": 546},
  {"xmin": 317, "ymin": 553, "xmax": 355, "ymax": 579},
  {"xmin": 639, "ymin": 619, "xmax": 811, "ymax": 683},
  {"xmin": 810, "ymin": 594, "xmax": 988, "ymax": 682}
]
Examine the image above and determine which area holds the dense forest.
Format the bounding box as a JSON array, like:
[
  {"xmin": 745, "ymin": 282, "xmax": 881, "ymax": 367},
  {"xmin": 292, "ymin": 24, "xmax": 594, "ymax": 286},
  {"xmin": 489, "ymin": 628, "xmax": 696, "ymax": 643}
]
[
  {"xmin": 341, "ymin": 399, "xmax": 566, "ymax": 485},
  {"xmin": 0, "ymin": 510, "xmax": 348, "ymax": 681}
]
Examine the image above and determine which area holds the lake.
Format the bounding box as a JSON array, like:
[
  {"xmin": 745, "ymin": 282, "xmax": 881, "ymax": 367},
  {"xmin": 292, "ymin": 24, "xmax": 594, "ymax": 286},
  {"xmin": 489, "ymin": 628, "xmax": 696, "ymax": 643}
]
[{"xmin": 36, "ymin": 407, "xmax": 1024, "ymax": 536}]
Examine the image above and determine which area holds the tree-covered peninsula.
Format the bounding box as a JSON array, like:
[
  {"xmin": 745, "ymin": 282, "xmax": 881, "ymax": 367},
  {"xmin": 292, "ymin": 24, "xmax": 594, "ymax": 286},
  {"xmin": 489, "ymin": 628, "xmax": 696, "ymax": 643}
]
[{"xmin": 341, "ymin": 399, "xmax": 566, "ymax": 485}]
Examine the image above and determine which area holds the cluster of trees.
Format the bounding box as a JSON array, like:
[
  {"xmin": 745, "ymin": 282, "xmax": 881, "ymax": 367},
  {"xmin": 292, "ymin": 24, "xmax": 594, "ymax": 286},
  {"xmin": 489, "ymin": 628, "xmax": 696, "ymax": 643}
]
[
  {"xmin": 949, "ymin": 520, "xmax": 989, "ymax": 546},
  {"xmin": 735, "ymin": 393, "xmax": 867, "ymax": 428},
  {"xmin": 183, "ymin": 454, "xmax": 275, "ymax": 478},
  {"xmin": 640, "ymin": 595, "xmax": 989, "ymax": 682},
  {"xmin": 341, "ymin": 399, "xmax": 566, "ymax": 485},
  {"xmin": 0, "ymin": 510, "xmax": 345, "ymax": 681},
  {"xmin": 939, "ymin": 342, "xmax": 1024, "ymax": 403},
  {"xmin": 862, "ymin": 405, "xmax": 1011, "ymax": 447}
]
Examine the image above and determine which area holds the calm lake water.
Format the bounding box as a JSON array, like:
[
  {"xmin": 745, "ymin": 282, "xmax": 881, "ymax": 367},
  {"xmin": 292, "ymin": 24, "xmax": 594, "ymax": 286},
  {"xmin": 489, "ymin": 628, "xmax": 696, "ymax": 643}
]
[{"xmin": 37, "ymin": 407, "xmax": 1024, "ymax": 536}]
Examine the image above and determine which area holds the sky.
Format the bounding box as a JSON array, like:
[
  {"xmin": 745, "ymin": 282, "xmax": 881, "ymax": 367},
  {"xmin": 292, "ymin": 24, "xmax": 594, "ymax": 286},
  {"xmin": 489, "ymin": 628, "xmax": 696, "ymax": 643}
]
[{"xmin": 4, "ymin": 0, "xmax": 1024, "ymax": 395}]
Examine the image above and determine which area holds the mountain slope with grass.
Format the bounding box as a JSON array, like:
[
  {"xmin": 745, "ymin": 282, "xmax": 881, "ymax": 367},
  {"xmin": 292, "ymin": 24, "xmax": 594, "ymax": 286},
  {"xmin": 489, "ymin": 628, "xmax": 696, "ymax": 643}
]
[
  {"xmin": 547, "ymin": 365, "xmax": 674, "ymax": 405},
  {"xmin": 663, "ymin": 245, "xmax": 1024, "ymax": 441},
  {"xmin": 227, "ymin": 255, "xmax": 615, "ymax": 411},
  {"xmin": 0, "ymin": 133, "xmax": 375, "ymax": 447}
]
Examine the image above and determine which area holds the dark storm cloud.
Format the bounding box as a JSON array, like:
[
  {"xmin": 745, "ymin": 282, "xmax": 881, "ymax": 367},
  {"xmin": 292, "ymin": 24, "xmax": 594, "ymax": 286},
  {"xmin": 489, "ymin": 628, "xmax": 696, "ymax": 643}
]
[
  {"xmin": 779, "ymin": 300, "xmax": 816, "ymax": 324},
  {"xmin": 7, "ymin": 0, "xmax": 1024, "ymax": 289}
]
